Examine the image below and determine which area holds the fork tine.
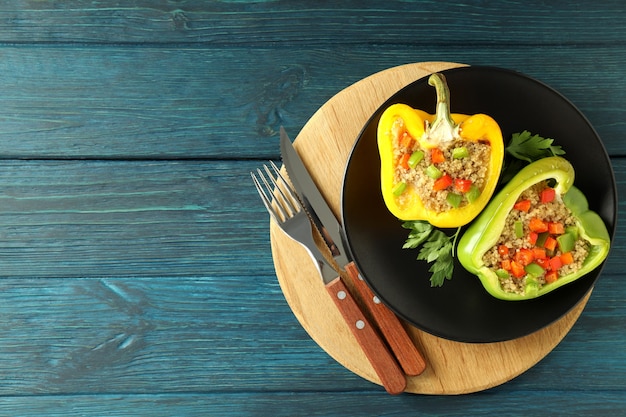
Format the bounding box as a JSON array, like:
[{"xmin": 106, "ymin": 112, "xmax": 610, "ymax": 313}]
[
  {"xmin": 265, "ymin": 161, "xmax": 302, "ymax": 216},
  {"xmin": 251, "ymin": 170, "xmax": 284, "ymax": 222},
  {"xmin": 261, "ymin": 165, "xmax": 293, "ymax": 217},
  {"xmin": 258, "ymin": 165, "xmax": 294, "ymax": 221},
  {"xmin": 253, "ymin": 160, "xmax": 305, "ymax": 224},
  {"xmin": 269, "ymin": 161, "xmax": 303, "ymax": 212},
  {"xmin": 257, "ymin": 166, "xmax": 291, "ymax": 223}
]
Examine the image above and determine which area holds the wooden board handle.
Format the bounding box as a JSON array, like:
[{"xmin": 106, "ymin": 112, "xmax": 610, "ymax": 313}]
[
  {"xmin": 325, "ymin": 276, "xmax": 406, "ymax": 394},
  {"xmin": 345, "ymin": 262, "xmax": 427, "ymax": 376}
]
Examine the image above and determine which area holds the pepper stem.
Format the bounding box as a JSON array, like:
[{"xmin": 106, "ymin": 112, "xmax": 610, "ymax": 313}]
[{"xmin": 427, "ymin": 73, "xmax": 458, "ymax": 144}]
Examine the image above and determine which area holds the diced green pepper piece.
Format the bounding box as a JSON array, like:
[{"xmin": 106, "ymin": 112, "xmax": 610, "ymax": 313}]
[
  {"xmin": 525, "ymin": 276, "xmax": 540, "ymax": 297},
  {"xmin": 466, "ymin": 184, "xmax": 481, "ymax": 203},
  {"xmin": 536, "ymin": 231, "xmax": 549, "ymax": 248},
  {"xmin": 565, "ymin": 225, "xmax": 579, "ymax": 240},
  {"xmin": 452, "ymin": 146, "xmax": 469, "ymax": 159},
  {"xmin": 524, "ymin": 262, "xmax": 545, "ymax": 277},
  {"xmin": 446, "ymin": 192, "xmax": 463, "ymax": 208},
  {"xmin": 495, "ymin": 269, "xmax": 510, "ymax": 279},
  {"xmin": 408, "ymin": 150, "xmax": 425, "ymax": 168},
  {"xmin": 392, "ymin": 182, "xmax": 407, "ymax": 196},
  {"xmin": 557, "ymin": 232, "xmax": 576, "ymax": 253},
  {"xmin": 514, "ymin": 220, "xmax": 524, "ymax": 238},
  {"xmin": 425, "ymin": 164, "xmax": 442, "ymax": 179}
]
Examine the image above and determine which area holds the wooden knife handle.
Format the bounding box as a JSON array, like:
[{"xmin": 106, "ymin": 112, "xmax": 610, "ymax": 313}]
[
  {"xmin": 345, "ymin": 262, "xmax": 427, "ymax": 376},
  {"xmin": 325, "ymin": 276, "xmax": 406, "ymax": 394}
]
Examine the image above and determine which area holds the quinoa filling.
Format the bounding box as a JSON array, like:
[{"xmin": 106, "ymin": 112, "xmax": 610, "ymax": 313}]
[
  {"xmin": 391, "ymin": 118, "xmax": 491, "ymax": 212},
  {"xmin": 482, "ymin": 181, "xmax": 590, "ymax": 295}
]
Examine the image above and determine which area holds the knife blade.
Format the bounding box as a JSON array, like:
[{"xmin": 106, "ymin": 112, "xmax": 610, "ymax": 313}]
[{"xmin": 280, "ymin": 127, "xmax": 426, "ymax": 377}]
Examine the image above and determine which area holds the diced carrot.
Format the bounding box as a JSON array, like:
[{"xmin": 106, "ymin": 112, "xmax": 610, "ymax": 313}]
[
  {"xmin": 433, "ymin": 174, "xmax": 453, "ymax": 191},
  {"xmin": 561, "ymin": 251, "xmax": 574, "ymax": 265},
  {"xmin": 399, "ymin": 153, "xmax": 411, "ymax": 170},
  {"xmin": 510, "ymin": 261, "xmax": 526, "ymax": 278},
  {"xmin": 513, "ymin": 199, "xmax": 531, "ymax": 212},
  {"xmin": 548, "ymin": 222, "xmax": 565, "ymax": 235},
  {"xmin": 528, "ymin": 232, "xmax": 538, "ymax": 245},
  {"xmin": 501, "ymin": 259, "xmax": 512, "ymax": 271},
  {"xmin": 454, "ymin": 178, "xmax": 473, "ymax": 193},
  {"xmin": 431, "ymin": 148, "xmax": 445, "ymax": 164},
  {"xmin": 532, "ymin": 247, "xmax": 547, "ymax": 259},
  {"xmin": 399, "ymin": 132, "xmax": 415, "ymax": 149},
  {"xmin": 514, "ymin": 248, "xmax": 534, "ymax": 266},
  {"xmin": 498, "ymin": 245, "xmax": 510, "ymax": 257},
  {"xmin": 544, "ymin": 236, "xmax": 557, "ymax": 251},
  {"xmin": 541, "ymin": 188, "xmax": 556, "ymax": 203},
  {"xmin": 549, "ymin": 256, "xmax": 563, "ymax": 271},
  {"xmin": 529, "ymin": 218, "xmax": 549, "ymax": 233},
  {"xmin": 545, "ymin": 270, "xmax": 558, "ymax": 284}
]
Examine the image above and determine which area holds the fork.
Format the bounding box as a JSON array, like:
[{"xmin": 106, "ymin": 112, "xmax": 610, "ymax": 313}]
[{"xmin": 252, "ymin": 161, "xmax": 407, "ymax": 394}]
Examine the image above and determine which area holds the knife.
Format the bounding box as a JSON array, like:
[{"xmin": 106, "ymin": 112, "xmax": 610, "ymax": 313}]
[{"xmin": 279, "ymin": 127, "xmax": 427, "ymax": 377}]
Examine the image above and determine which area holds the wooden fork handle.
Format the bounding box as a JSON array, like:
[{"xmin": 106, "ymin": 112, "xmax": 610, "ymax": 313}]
[
  {"xmin": 325, "ymin": 276, "xmax": 406, "ymax": 394},
  {"xmin": 345, "ymin": 262, "xmax": 427, "ymax": 376}
]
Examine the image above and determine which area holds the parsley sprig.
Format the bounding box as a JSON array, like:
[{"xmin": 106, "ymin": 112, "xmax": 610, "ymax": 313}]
[
  {"xmin": 501, "ymin": 130, "xmax": 565, "ymax": 184},
  {"xmin": 402, "ymin": 221, "xmax": 461, "ymax": 287},
  {"xmin": 506, "ymin": 130, "xmax": 565, "ymax": 162}
]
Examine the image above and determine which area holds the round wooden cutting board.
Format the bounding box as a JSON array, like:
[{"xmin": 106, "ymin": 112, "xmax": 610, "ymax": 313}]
[{"xmin": 270, "ymin": 62, "xmax": 590, "ymax": 395}]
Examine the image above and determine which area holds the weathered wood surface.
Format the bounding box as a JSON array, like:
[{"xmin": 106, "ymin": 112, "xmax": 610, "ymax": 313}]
[
  {"xmin": 0, "ymin": 46, "xmax": 625, "ymax": 159},
  {"xmin": 0, "ymin": 1, "xmax": 624, "ymax": 416},
  {"xmin": 0, "ymin": 1, "xmax": 624, "ymax": 45},
  {"xmin": 0, "ymin": 158, "xmax": 623, "ymax": 278}
]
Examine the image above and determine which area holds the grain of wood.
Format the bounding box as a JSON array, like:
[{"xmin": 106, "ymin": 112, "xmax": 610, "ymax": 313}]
[
  {"xmin": 0, "ymin": 1, "xmax": 625, "ymax": 45},
  {"xmin": 0, "ymin": 160, "xmax": 275, "ymax": 277},
  {"xmin": 0, "ymin": 1, "xmax": 623, "ymax": 414},
  {"xmin": 0, "ymin": 157, "xmax": 622, "ymax": 278},
  {"xmin": 0, "ymin": 275, "xmax": 622, "ymax": 396},
  {"xmin": 1, "ymin": 391, "xmax": 626, "ymax": 416},
  {"xmin": 0, "ymin": 47, "xmax": 624, "ymax": 158}
]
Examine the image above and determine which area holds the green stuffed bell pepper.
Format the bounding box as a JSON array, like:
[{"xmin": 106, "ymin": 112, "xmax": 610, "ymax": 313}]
[{"xmin": 458, "ymin": 156, "xmax": 611, "ymax": 301}]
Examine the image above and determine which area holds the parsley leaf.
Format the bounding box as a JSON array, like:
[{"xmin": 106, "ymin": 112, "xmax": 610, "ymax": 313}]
[
  {"xmin": 500, "ymin": 130, "xmax": 566, "ymax": 184},
  {"xmin": 506, "ymin": 130, "xmax": 565, "ymax": 163},
  {"xmin": 401, "ymin": 220, "xmax": 433, "ymax": 249},
  {"xmin": 428, "ymin": 249, "xmax": 454, "ymax": 288},
  {"xmin": 402, "ymin": 221, "xmax": 459, "ymax": 287}
]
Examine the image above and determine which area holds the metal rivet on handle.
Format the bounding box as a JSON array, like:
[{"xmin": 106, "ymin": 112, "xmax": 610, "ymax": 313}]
[
  {"xmin": 337, "ymin": 290, "xmax": 346, "ymax": 300},
  {"xmin": 356, "ymin": 320, "xmax": 365, "ymax": 329}
]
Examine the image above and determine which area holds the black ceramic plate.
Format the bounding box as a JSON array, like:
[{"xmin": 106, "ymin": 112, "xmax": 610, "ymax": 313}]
[{"xmin": 341, "ymin": 66, "xmax": 617, "ymax": 343}]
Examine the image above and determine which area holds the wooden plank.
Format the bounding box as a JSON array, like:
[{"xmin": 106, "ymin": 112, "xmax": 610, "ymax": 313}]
[
  {"xmin": 0, "ymin": 158, "xmax": 621, "ymax": 278},
  {"xmin": 0, "ymin": 274, "xmax": 622, "ymax": 395},
  {"xmin": 0, "ymin": 159, "xmax": 277, "ymax": 277},
  {"xmin": 0, "ymin": 1, "xmax": 624, "ymax": 45},
  {"xmin": 0, "ymin": 276, "xmax": 344, "ymax": 394},
  {"xmin": 0, "ymin": 46, "xmax": 625, "ymax": 159},
  {"xmin": 0, "ymin": 158, "xmax": 622, "ymax": 279},
  {"xmin": 0, "ymin": 391, "xmax": 625, "ymax": 416}
]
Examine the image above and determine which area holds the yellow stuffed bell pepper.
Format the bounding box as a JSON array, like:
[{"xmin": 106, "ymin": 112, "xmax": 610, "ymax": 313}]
[{"xmin": 378, "ymin": 73, "xmax": 504, "ymax": 228}]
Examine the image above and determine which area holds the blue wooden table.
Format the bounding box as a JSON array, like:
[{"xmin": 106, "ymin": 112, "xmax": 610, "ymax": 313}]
[{"xmin": 0, "ymin": 2, "xmax": 624, "ymax": 416}]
